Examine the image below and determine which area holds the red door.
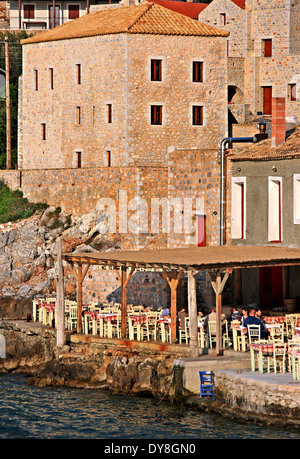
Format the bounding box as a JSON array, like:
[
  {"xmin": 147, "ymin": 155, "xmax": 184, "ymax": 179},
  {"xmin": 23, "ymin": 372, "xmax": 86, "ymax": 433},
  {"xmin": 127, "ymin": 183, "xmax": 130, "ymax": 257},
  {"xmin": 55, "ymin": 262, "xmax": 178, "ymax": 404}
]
[
  {"xmin": 263, "ymin": 87, "xmax": 272, "ymax": 115},
  {"xmin": 259, "ymin": 266, "xmax": 283, "ymax": 309}
]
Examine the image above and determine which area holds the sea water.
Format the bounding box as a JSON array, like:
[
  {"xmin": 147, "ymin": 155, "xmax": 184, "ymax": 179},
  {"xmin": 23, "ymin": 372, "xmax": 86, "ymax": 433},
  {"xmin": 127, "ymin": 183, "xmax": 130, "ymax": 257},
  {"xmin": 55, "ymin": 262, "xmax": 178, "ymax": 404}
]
[{"xmin": 0, "ymin": 374, "xmax": 299, "ymax": 440}]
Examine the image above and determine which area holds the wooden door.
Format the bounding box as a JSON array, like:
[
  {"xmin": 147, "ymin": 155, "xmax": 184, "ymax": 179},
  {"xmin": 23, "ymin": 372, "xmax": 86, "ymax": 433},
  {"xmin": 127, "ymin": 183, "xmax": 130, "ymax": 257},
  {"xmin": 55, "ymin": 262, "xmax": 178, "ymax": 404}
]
[
  {"xmin": 263, "ymin": 86, "xmax": 272, "ymax": 115},
  {"xmin": 259, "ymin": 266, "xmax": 283, "ymax": 309}
]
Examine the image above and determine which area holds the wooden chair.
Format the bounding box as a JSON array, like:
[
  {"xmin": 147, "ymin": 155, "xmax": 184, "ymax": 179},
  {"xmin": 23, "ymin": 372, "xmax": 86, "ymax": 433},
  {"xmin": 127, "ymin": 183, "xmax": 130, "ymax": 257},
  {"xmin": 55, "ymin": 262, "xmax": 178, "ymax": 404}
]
[
  {"xmin": 179, "ymin": 317, "xmax": 189, "ymax": 344},
  {"xmin": 267, "ymin": 342, "xmax": 287, "ymax": 374},
  {"xmin": 145, "ymin": 315, "xmax": 158, "ymax": 341},
  {"xmin": 198, "ymin": 325, "xmax": 207, "ymax": 348},
  {"xmin": 247, "ymin": 324, "xmax": 261, "ymax": 343},
  {"xmin": 287, "ymin": 340, "xmax": 300, "ymax": 372},
  {"xmin": 67, "ymin": 305, "xmax": 78, "ymax": 330},
  {"xmin": 110, "ymin": 314, "xmax": 121, "ymax": 338},
  {"xmin": 199, "ymin": 371, "xmax": 214, "ymax": 399},
  {"xmin": 268, "ymin": 323, "xmax": 284, "ymax": 342},
  {"xmin": 128, "ymin": 317, "xmax": 139, "ymax": 341},
  {"xmin": 222, "ymin": 320, "xmax": 231, "ymax": 348},
  {"xmin": 286, "ymin": 314, "xmax": 300, "ymax": 339},
  {"xmin": 208, "ymin": 321, "xmax": 217, "ymax": 348}
]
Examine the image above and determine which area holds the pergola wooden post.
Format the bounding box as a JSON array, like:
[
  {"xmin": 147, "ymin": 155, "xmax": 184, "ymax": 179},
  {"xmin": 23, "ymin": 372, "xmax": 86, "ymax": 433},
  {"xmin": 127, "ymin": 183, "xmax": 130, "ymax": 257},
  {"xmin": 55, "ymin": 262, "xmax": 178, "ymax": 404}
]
[
  {"xmin": 71, "ymin": 262, "xmax": 90, "ymax": 333},
  {"xmin": 163, "ymin": 268, "xmax": 183, "ymax": 343},
  {"xmin": 208, "ymin": 269, "xmax": 230, "ymax": 356},
  {"xmin": 56, "ymin": 237, "xmax": 65, "ymax": 346},
  {"xmin": 114, "ymin": 266, "xmax": 135, "ymax": 338},
  {"xmin": 187, "ymin": 270, "xmax": 198, "ymax": 357}
]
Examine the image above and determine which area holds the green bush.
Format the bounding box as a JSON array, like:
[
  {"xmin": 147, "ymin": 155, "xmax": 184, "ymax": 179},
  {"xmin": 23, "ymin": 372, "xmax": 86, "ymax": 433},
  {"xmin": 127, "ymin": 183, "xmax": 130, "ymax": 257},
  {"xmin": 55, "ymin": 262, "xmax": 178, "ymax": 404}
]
[{"xmin": 0, "ymin": 180, "xmax": 47, "ymax": 223}]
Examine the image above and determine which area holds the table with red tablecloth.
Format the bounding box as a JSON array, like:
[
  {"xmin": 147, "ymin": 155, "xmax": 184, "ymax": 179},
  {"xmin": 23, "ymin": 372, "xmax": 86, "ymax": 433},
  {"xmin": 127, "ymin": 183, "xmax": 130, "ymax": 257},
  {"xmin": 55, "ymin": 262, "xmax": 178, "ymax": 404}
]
[
  {"xmin": 262, "ymin": 316, "xmax": 286, "ymax": 324},
  {"xmin": 249, "ymin": 342, "xmax": 275, "ymax": 372}
]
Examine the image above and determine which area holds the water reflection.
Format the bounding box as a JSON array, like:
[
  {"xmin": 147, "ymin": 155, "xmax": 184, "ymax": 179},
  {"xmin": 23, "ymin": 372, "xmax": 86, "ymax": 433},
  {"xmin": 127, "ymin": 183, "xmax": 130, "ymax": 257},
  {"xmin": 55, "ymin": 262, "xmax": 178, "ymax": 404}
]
[{"xmin": 0, "ymin": 374, "xmax": 299, "ymax": 439}]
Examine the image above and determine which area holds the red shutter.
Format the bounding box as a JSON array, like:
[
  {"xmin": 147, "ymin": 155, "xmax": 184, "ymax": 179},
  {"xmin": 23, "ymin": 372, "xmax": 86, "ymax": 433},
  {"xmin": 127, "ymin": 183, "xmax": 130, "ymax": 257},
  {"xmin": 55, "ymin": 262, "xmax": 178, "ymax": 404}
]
[
  {"xmin": 264, "ymin": 39, "xmax": 272, "ymax": 57},
  {"xmin": 24, "ymin": 5, "xmax": 34, "ymax": 19},
  {"xmin": 69, "ymin": 5, "xmax": 80, "ymax": 19},
  {"xmin": 197, "ymin": 215, "xmax": 206, "ymax": 247}
]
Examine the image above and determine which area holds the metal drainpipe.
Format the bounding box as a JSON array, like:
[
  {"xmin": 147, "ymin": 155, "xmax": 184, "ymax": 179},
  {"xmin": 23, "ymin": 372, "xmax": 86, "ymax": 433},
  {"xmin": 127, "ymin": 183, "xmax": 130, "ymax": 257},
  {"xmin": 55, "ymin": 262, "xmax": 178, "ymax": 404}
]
[{"xmin": 220, "ymin": 137, "xmax": 254, "ymax": 246}]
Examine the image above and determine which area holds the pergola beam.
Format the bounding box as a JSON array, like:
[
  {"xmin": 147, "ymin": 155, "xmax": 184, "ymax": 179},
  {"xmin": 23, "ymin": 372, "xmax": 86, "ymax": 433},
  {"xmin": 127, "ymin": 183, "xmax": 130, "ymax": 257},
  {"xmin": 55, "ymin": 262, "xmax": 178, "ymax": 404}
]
[
  {"xmin": 208, "ymin": 269, "xmax": 230, "ymax": 356},
  {"xmin": 70, "ymin": 261, "xmax": 90, "ymax": 333},
  {"xmin": 114, "ymin": 266, "xmax": 135, "ymax": 338},
  {"xmin": 163, "ymin": 268, "xmax": 183, "ymax": 343}
]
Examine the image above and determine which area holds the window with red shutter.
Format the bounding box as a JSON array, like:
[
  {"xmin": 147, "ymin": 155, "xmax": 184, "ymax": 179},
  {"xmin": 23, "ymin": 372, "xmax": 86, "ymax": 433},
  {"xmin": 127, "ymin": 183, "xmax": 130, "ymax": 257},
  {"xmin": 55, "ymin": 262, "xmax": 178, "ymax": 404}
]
[
  {"xmin": 68, "ymin": 5, "xmax": 80, "ymax": 20},
  {"xmin": 263, "ymin": 39, "xmax": 272, "ymax": 57},
  {"xmin": 24, "ymin": 5, "xmax": 34, "ymax": 19}
]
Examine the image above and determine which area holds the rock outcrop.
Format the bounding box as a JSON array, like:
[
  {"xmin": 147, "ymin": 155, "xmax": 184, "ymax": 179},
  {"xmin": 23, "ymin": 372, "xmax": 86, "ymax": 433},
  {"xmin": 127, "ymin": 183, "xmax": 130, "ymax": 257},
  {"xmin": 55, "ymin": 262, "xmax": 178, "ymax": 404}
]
[{"xmin": 0, "ymin": 206, "xmax": 121, "ymax": 318}]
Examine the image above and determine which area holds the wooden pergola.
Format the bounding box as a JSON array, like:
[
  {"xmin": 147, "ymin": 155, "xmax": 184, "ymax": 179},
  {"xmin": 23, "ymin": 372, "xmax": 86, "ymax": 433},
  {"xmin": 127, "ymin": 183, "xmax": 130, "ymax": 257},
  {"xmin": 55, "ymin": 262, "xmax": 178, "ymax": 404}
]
[{"xmin": 56, "ymin": 243, "xmax": 300, "ymax": 356}]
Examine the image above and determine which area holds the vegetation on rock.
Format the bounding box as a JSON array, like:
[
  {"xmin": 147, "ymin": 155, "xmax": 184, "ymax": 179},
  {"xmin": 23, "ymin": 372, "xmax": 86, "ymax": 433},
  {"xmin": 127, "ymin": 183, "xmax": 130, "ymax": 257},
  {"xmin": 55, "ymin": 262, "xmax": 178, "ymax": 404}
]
[{"xmin": 0, "ymin": 179, "xmax": 47, "ymax": 223}]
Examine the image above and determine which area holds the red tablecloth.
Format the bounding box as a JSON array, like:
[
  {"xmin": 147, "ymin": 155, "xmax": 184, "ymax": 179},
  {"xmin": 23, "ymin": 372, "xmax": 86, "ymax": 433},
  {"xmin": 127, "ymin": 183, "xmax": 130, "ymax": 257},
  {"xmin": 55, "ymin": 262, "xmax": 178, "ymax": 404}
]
[
  {"xmin": 262, "ymin": 316, "xmax": 286, "ymax": 324},
  {"xmin": 128, "ymin": 315, "xmax": 147, "ymax": 325},
  {"xmin": 42, "ymin": 302, "xmax": 55, "ymax": 312},
  {"xmin": 249, "ymin": 342, "xmax": 275, "ymax": 355}
]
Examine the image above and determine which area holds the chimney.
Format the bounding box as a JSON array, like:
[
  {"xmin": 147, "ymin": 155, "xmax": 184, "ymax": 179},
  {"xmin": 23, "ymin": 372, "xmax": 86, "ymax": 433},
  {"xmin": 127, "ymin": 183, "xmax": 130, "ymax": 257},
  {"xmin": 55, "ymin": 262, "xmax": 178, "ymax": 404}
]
[{"xmin": 272, "ymin": 97, "xmax": 286, "ymax": 147}]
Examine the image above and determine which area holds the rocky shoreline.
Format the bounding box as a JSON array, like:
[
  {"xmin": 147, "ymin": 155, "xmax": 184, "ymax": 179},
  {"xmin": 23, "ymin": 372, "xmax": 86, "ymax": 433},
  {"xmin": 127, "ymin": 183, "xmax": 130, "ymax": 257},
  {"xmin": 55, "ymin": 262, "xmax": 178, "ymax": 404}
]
[{"xmin": 1, "ymin": 319, "xmax": 300, "ymax": 431}]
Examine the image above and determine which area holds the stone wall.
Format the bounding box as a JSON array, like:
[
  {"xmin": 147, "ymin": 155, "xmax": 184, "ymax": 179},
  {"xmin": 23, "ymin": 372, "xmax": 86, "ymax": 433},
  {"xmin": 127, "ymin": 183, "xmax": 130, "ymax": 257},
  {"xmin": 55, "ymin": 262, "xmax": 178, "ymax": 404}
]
[
  {"xmin": 19, "ymin": 30, "xmax": 228, "ymax": 169},
  {"xmin": 214, "ymin": 369, "xmax": 300, "ymax": 427}
]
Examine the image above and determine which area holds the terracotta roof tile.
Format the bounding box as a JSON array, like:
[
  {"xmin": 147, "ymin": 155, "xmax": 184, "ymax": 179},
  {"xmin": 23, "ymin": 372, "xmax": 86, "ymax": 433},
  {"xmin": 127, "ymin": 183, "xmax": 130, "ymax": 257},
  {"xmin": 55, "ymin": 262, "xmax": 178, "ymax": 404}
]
[
  {"xmin": 21, "ymin": 1, "xmax": 229, "ymax": 45},
  {"xmin": 231, "ymin": 0, "xmax": 246, "ymax": 9},
  {"xmin": 229, "ymin": 127, "xmax": 300, "ymax": 161},
  {"xmin": 152, "ymin": 0, "xmax": 208, "ymax": 19}
]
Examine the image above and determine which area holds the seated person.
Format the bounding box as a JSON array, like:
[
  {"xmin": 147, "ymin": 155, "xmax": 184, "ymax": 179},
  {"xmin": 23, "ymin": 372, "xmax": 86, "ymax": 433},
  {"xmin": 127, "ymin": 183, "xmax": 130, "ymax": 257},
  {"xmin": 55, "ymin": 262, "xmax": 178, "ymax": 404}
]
[
  {"xmin": 160, "ymin": 307, "xmax": 170, "ymax": 318},
  {"xmin": 243, "ymin": 308, "xmax": 267, "ymax": 339},
  {"xmin": 226, "ymin": 307, "xmax": 241, "ymax": 323},
  {"xmin": 240, "ymin": 307, "xmax": 248, "ymax": 326},
  {"xmin": 178, "ymin": 307, "xmax": 188, "ymax": 329}
]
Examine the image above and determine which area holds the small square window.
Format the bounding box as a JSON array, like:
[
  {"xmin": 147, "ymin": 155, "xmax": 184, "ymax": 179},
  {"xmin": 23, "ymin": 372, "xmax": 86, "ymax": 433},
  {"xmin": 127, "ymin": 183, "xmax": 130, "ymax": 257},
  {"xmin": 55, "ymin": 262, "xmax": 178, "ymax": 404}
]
[
  {"xmin": 192, "ymin": 106, "xmax": 203, "ymax": 125},
  {"xmin": 192, "ymin": 61, "xmax": 203, "ymax": 83},
  {"xmin": 151, "ymin": 105, "xmax": 162, "ymax": 125},
  {"xmin": 151, "ymin": 59, "xmax": 162, "ymax": 81}
]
